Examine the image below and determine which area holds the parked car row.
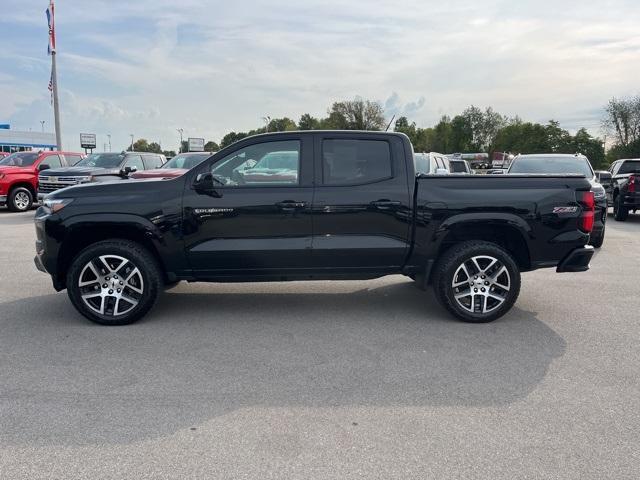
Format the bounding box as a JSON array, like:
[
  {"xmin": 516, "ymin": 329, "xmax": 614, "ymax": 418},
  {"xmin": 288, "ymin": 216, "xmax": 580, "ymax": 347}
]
[{"xmin": 0, "ymin": 150, "xmax": 84, "ymax": 211}]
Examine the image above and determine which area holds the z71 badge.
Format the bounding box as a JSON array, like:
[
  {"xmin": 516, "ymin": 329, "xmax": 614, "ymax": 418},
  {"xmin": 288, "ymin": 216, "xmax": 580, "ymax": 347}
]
[{"xmin": 553, "ymin": 206, "xmax": 578, "ymax": 214}]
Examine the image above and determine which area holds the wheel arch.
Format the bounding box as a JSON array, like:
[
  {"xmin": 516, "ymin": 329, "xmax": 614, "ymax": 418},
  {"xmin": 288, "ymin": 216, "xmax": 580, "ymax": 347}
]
[
  {"xmin": 56, "ymin": 216, "xmax": 170, "ymax": 288},
  {"xmin": 435, "ymin": 216, "xmax": 531, "ymax": 271}
]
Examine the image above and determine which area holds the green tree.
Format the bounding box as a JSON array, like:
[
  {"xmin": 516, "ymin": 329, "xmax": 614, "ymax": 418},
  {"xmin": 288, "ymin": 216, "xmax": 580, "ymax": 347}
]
[
  {"xmin": 129, "ymin": 138, "xmax": 150, "ymax": 152},
  {"xmin": 298, "ymin": 113, "xmax": 321, "ymax": 130},
  {"xmin": 220, "ymin": 132, "xmax": 249, "ymax": 149},
  {"xmin": 204, "ymin": 141, "xmax": 219, "ymax": 152},
  {"xmin": 267, "ymin": 117, "xmax": 297, "ymax": 132},
  {"xmin": 325, "ymin": 98, "xmax": 386, "ymax": 130}
]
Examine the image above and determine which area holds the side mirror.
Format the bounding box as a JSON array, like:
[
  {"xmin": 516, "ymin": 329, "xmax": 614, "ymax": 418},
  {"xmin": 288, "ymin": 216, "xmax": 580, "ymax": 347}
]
[
  {"xmin": 38, "ymin": 163, "xmax": 51, "ymax": 171},
  {"xmin": 193, "ymin": 172, "xmax": 222, "ymax": 197},
  {"xmin": 121, "ymin": 166, "xmax": 138, "ymax": 177}
]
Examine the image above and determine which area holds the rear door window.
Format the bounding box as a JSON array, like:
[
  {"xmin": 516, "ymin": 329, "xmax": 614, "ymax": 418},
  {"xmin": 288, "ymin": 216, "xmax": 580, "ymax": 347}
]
[
  {"xmin": 123, "ymin": 154, "xmax": 145, "ymax": 171},
  {"xmin": 322, "ymin": 139, "xmax": 392, "ymax": 185}
]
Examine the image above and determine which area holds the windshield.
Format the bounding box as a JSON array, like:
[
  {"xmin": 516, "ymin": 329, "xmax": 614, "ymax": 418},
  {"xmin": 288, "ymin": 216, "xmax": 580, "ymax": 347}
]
[
  {"xmin": 618, "ymin": 161, "xmax": 640, "ymax": 175},
  {"xmin": 509, "ymin": 156, "xmax": 593, "ymax": 177},
  {"xmin": 74, "ymin": 153, "xmax": 125, "ymax": 168},
  {"xmin": 162, "ymin": 153, "xmax": 210, "ymax": 170},
  {"xmin": 0, "ymin": 152, "xmax": 39, "ymax": 167}
]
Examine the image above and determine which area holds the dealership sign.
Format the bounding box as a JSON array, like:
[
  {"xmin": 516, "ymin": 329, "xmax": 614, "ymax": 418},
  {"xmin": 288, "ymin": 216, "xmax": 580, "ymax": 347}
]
[
  {"xmin": 188, "ymin": 137, "xmax": 205, "ymax": 152},
  {"xmin": 80, "ymin": 133, "xmax": 97, "ymax": 149}
]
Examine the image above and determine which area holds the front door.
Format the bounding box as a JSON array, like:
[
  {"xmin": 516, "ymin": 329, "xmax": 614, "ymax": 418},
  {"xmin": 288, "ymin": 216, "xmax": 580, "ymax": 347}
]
[
  {"xmin": 182, "ymin": 134, "xmax": 314, "ymax": 276},
  {"xmin": 311, "ymin": 133, "xmax": 412, "ymax": 272}
]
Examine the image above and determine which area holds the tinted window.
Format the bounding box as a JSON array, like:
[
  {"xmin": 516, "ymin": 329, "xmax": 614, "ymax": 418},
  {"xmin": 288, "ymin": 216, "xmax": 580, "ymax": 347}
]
[
  {"xmin": 0, "ymin": 152, "xmax": 39, "ymax": 166},
  {"xmin": 75, "ymin": 153, "xmax": 125, "ymax": 168},
  {"xmin": 44, "ymin": 154, "xmax": 63, "ymax": 169},
  {"xmin": 450, "ymin": 160, "xmax": 468, "ymax": 173},
  {"xmin": 509, "ymin": 156, "xmax": 593, "ymax": 177},
  {"xmin": 124, "ymin": 155, "xmax": 145, "ymax": 171},
  {"xmin": 210, "ymin": 140, "xmax": 300, "ymax": 186},
  {"xmin": 618, "ymin": 161, "xmax": 640, "ymax": 175},
  {"xmin": 322, "ymin": 139, "xmax": 391, "ymax": 185}
]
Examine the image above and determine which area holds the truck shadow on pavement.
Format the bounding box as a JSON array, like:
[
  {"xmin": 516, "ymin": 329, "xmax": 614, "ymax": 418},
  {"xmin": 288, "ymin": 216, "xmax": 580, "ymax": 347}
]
[{"xmin": 0, "ymin": 280, "xmax": 565, "ymax": 447}]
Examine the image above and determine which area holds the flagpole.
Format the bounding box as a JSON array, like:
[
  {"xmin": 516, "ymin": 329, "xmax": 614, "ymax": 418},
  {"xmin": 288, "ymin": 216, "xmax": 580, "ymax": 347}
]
[{"xmin": 51, "ymin": 49, "xmax": 62, "ymax": 150}]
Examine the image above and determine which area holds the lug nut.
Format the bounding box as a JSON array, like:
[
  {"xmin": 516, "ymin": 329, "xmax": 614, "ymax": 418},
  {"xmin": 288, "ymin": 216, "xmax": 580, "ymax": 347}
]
[
  {"xmin": 117, "ymin": 289, "xmax": 121, "ymax": 293},
  {"xmin": 102, "ymin": 283, "xmax": 108, "ymax": 288},
  {"xmin": 485, "ymin": 281, "xmax": 489, "ymax": 286},
  {"xmin": 108, "ymin": 289, "xmax": 113, "ymax": 294},
  {"xmin": 105, "ymin": 276, "xmax": 110, "ymax": 281},
  {"xmin": 119, "ymin": 281, "xmax": 123, "ymax": 285},
  {"xmin": 481, "ymin": 287, "xmax": 486, "ymax": 292},
  {"xmin": 481, "ymin": 275, "xmax": 486, "ymax": 279},
  {"xmin": 114, "ymin": 275, "xmax": 118, "ymax": 279},
  {"xmin": 474, "ymin": 288, "xmax": 478, "ymax": 292}
]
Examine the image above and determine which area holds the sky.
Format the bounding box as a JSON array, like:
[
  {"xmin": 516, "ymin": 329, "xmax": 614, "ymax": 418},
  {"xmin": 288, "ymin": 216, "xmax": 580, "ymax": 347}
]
[{"xmin": 1, "ymin": 0, "xmax": 639, "ymax": 152}]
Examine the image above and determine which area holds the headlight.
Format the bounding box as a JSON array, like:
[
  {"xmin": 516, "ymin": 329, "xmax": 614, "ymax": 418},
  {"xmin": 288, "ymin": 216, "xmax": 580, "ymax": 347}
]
[
  {"xmin": 77, "ymin": 176, "xmax": 94, "ymax": 183},
  {"xmin": 592, "ymin": 186, "xmax": 606, "ymax": 200},
  {"xmin": 43, "ymin": 198, "xmax": 74, "ymax": 213}
]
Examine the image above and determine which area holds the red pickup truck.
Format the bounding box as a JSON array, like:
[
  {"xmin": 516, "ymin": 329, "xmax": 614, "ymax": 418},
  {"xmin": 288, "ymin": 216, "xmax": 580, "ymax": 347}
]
[{"xmin": 0, "ymin": 150, "xmax": 84, "ymax": 211}]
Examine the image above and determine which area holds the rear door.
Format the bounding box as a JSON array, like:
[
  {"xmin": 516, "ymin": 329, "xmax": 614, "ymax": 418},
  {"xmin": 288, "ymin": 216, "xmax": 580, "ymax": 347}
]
[{"xmin": 311, "ymin": 133, "xmax": 412, "ymax": 272}]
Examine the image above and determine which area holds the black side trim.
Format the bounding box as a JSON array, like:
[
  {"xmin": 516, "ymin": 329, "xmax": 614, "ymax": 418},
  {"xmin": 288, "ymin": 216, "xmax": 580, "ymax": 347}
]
[{"xmin": 556, "ymin": 246, "xmax": 594, "ymax": 273}]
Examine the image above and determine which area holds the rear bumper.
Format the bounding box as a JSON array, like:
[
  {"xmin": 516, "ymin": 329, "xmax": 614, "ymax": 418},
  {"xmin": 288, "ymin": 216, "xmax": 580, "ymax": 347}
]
[
  {"xmin": 622, "ymin": 192, "xmax": 640, "ymax": 208},
  {"xmin": 556, "ymin": 246, "xmax": 594, "ymax": 273},
  {"xmin": 0, "ymin": 194, "xmax": 6, "ymax": 205}
]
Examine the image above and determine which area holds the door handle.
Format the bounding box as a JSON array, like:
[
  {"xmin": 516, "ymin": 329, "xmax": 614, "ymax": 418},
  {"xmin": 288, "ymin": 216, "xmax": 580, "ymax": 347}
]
[
  {"xmin": 276, "ymin": 201, "xmax": 306, "ymax": 209},
  {"xmin": 371, "ymin": 200, "xmax": 401, "ymax": 208}
]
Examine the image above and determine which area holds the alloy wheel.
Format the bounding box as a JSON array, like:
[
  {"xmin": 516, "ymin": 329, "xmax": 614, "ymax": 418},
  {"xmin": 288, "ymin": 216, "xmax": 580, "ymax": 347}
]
[
  {"xmin": 451, "ymin": 255, "xmax": 511, "ymax": 314},
  {"xmin": 78, "ymin": 255, "xmax": 144, "ymax": 316},
  {"xmin": 14, "ymin": 191, "xmax": 30, "ymax": 210}
]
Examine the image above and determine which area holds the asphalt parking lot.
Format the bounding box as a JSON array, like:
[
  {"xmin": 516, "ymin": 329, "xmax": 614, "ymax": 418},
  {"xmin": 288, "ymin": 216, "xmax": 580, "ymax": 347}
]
[{"xmin": 0, "ymin": 209, "xmax": 638, "ymax": 479}]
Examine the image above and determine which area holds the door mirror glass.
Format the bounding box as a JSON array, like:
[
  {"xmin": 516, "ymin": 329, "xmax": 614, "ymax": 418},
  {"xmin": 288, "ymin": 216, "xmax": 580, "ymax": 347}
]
[
  {"xmin": 38, "ymin": 163, "xmax": 51, "ymax": 171},
  {"xmin": 121, "ymin": 165, "xmax": 137, "ymax": 176}
]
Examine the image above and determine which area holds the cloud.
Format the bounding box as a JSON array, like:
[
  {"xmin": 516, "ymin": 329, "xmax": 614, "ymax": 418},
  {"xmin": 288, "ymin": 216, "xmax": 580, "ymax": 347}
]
[{"xmin": 1, "ymin": 0, "xmax": 639, "ymax": 150}]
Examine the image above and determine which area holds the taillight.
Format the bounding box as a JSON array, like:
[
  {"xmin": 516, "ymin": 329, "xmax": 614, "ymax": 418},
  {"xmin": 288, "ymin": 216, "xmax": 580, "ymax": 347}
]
[
  {"xmin": 629, "ymin": 175, "xmax": 636, "ymax": 193},
  {"xmin": 578, "ymin": 191, "xmax": 595, "ymax": 233}
]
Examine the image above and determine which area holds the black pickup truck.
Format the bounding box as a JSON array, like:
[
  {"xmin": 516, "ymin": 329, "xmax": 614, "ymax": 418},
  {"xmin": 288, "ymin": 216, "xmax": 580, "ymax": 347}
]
[
  {"xmin": 606, "ymin": 158, "xmax": 640, "ymax": 221},
  {"xmin": 34, "ymin": 131, "xmax": 595, "ymax": 325}
]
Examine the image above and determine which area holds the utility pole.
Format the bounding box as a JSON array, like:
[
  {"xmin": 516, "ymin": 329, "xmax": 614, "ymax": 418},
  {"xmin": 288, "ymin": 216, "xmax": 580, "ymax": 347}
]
[
  {"xmin": 262, "ymin": 116, "xmax": 271, "ymax": 132},
  {"xmin": 107, "ymin": 134, "xmax": 111, "ymax": 152},
  {"xmin": 40, "ymin": 120, "xmax": 45, "ymax": 133},
  {"xmin": 177, "ymin": 128, "xmax": 184, "ymax": 153},
  {"xmin": 130, "ymin": 134, "xmax": 134, "ymax": 151}
]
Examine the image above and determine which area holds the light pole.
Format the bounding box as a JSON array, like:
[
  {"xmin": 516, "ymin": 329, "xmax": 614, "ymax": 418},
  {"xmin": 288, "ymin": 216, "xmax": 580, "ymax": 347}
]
[
  {"xmin": 107, "ymin": 134, "xmax": 111, "ymax": 152},
  {"xmin": 130, "ymin": 134, "xmax": 134, "ymax": 151},
  {"xmin": 177, "ymin": 128, "xmax": 184, "ymax": 153},
  {"xmin": 40, "ymin": 120, "xmax": 45, "ymax": 133},
  {"xmin": 262, "ymin": 116, "xmax": 271, "ymax": 132}
]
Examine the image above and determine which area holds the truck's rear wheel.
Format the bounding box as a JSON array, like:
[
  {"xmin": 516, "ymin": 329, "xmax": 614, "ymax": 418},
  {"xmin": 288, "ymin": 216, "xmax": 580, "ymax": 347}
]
[
  {"xmin": 613, "ymin": 195, "xmax": 628, "ymax": 221},
  {"xmin": 66, "ymin": 240, "xmax": 162, "ymax": 325},
  {"xmin": 432, "ymin": 241, "xmax": 521, "ymax": 323}
]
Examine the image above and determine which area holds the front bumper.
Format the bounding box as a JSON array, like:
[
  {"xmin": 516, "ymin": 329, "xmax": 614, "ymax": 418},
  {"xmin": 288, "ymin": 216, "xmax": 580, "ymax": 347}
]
[
  {"xmin": 556, "ymin": 246, "xmax": 594, "ymax": 273},
  {"xmin": 0, "ymin": 194, "xmax": 6, "ymax": 205}
]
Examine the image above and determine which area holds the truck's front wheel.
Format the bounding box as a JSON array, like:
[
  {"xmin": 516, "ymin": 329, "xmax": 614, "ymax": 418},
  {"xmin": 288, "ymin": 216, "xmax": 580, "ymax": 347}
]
[
  {"xmin": 433, "ymin": 241, "xmax": 521, "ymax": 323},
  {"xmin": 66, "ymin": 240, "xmax": 162, "ymax": 325}
]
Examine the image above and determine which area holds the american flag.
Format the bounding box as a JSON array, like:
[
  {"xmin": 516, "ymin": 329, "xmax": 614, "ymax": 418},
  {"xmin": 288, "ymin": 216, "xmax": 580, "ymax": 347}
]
[
  {"xmin": 46, "ymin": 1, "xmax": 56, "ymax": 55},
  {"xmin": 48, "ymin": 71, "xmax": 53, "ymax": 104}
]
